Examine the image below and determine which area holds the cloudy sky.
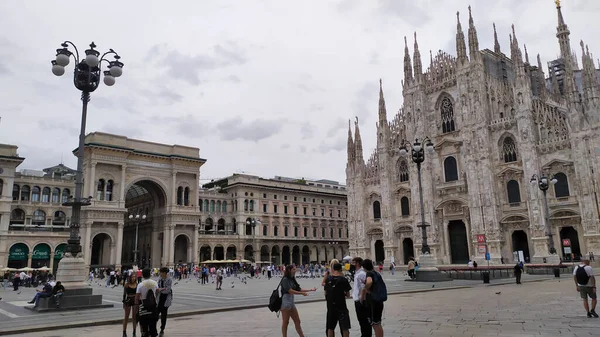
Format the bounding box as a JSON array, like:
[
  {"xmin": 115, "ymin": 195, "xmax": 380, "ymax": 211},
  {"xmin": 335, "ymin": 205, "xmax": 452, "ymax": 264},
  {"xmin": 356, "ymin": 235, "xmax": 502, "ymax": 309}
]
[{"xmin": 0, "ymin": 0, "xmax": 599, "ymax": 184}]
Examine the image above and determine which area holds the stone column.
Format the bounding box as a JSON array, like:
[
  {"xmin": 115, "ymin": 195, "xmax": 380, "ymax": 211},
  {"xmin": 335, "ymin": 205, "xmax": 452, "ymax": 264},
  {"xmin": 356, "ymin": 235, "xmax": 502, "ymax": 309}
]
[
  {"xmin": 171, "ymin": 172, "xmax": 177, "ymax": 206},
  {"xmin": 168, "ymin": 224, "xmax": 175, "ymax": 266},
  {"xmin": 115, "ymin": 222, "xmax": 124, "ymax": 269},
  {"xmin": 27, "ymin": 252, "xmax": 32, "ymax": 268},
  {"xmin": 89, "ymin": 162, "xmax": 96, "ymax": 198},
  {"xmin": 84, "ymin": 222, "xmax": 93, "ymax": 267},
  {"xmin": 120, "ymin": 165, "xmax": 126, "ymax": 204},
  {"xmin": 49, "ymin": 251, "xmax": 55, "ymax": 271},
  {"xmin": 193, "ymin": 225, "xmax": 199, "ymax": 265},
  {"xmin": 162, "ymin": 226, "xmax": 169, "ymax": 267},
  {"xmin": 187, "ymin": 244, "xmax": 192, "ymax": 264},
  {"xmin": 110, "ymin": 243, "xmax": 116, "ymax": 267}
]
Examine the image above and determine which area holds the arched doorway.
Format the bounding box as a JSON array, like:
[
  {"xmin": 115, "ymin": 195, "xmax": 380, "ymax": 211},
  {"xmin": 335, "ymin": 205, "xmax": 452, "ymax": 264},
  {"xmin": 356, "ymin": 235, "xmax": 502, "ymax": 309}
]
[
  {"xmin": 560, "ymin": 226, "xmax": 582, "ymax": 261},
  {"xmin": 448, "ymin": 220, "xmax": 469, "ymax": 264},
  {"xmin": 292, "ymin": 246, "xmax": 300, "ymax": 265},
  {"xmin": 271, "ymin": 246, "xmax": 280, "ymax": 265},
  {"xmin": 31, "ymin": 243, "xmax": 51, "ymax": 269},
  {"xmin": 123, "ymin": 179, "xmax": 167, "ymax": 267},
  {"xmin": 511, "ymin": 230, "xmax": 530, "ymax": 262},
  {"xmin": 282, "ymin": 246, "xmax": 290, "ymax": 265},
  {"xmin": 260, "ymin": 245, "xmax": 270, "ymax": 262},
  {"xmin": 226, "ymin": 245, "xmax": 237, "ymax": 260},
  {"xmin": 8, "ymin": 243, "xmax": 29, "ymax": 269},
  {"xmin": 213, "ymin": 245, "xmax": 224, "ymax": 260},
  {"xmin": 91, "ymin": 233, "xmax": 112, "ymax": 267},
  {"xmin": 199, "ymin": 245, "xmax": 211, "ymax": 262},
  {"xmin": 301, "ymin": 246, "xmax": 310, "ymax": 265},
  {"xmin": 403, "ymin": 238, "xmax": 414, "ymax": 264},
  {"xmin": 173, "ymin": 235, "xmax": 188, "ymax": 264},
  {"xmin": 374, "ymin": 240, "xmax": 385, "ymax": 264},
  {"xmin": 244, "ymin": 245, "xmax": 254, "ymax": 261}
]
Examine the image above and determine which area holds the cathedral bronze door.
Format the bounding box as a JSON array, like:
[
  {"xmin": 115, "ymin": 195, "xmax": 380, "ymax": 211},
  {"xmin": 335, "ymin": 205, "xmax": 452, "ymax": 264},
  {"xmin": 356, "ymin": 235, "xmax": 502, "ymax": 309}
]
[
  {"xmin": 374, "ymin": 240, "xmax": 385, "ymax": 264},
  {"xmin": 511, "ymin": 230, "xmax": 530, "ymax": 262},
  {"xmin": 560, "ymin": 226, "xmax": 582, "ymax": 261},
  {"xmin": 448, "ymin": 220, "xmax": 469, "ymax": 264},
  {"xmin": 403, "ymin": 238, "xmax": 414, "ymax": 264}
]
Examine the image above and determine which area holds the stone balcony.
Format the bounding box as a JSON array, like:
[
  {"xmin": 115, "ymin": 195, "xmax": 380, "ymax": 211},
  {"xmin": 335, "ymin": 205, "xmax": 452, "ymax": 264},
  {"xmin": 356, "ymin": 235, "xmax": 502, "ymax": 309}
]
[
  {"xmin": 502, "ymin": 202, "xmax": 528, "ymax": 213},
  {"xmin": 435, "ymin": 179, "xmax": 468, "ymax": 196},
  {"xmin": 547, "ymin": 195, "xmax": 578, "ymax": 208}
]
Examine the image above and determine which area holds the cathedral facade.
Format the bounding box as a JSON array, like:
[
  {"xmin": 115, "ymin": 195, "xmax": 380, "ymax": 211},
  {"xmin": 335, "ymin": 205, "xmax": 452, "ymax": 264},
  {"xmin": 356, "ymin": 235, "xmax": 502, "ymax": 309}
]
[{"xmin": 346, "ymin": 3, "xmax": 600, "ymax": 266}]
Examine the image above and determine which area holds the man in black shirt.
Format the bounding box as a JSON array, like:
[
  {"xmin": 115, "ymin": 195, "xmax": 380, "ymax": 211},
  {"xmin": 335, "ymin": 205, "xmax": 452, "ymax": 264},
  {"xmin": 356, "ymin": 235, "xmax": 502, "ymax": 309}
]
[
  {"xmin": 53, "ymin": 281, "xmax": 65, "ymax": 308},
  {"xmin": 324, "ymin": 263, "xmax": 352, "ymax": 337}
]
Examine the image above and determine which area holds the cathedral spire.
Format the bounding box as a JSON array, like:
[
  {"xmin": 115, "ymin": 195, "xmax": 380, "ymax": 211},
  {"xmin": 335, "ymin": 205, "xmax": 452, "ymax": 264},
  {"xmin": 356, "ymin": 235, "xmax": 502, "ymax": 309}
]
[
  {"xmin": 554, "ymin": 0, "xmax": 575, "ymax": 95},
  {"xmin": 403, "ymin": 36, "xmax": 413, "ymax": 84},
  {"xmin": 354, "ymin": 117, "xmax": 363, "ymax": 163},
  {"xmin": 467, "ymin": 5, "xmax": 480, "ymax": 60},
  {"xmin": 537, "ymin": 53, "xmax": 543, "ymax": 70},
  {"xmin": 510, "ymin": 24, "xmax": 523, "ymax": 67},
  {"xmin": 347, "ymin": 119, "xmax": 355, "ymax": 162},
  {"xmin": 378, "ymin": 79, "xmax": 387, "ymax": 123},
  {"xmin": 493, "ymin": 23, "xmax": 501, "ymax": 54},
  {"xmin": 524, "ymin": 44, "xmax": 530, "ymax": 64},
  {"xmin": 413, "ymin": 32, "xmax": 423, "ymax": 79},
  {"xmin": 456, "ymin": 11, "xmax": 468, "ymax": 64}
]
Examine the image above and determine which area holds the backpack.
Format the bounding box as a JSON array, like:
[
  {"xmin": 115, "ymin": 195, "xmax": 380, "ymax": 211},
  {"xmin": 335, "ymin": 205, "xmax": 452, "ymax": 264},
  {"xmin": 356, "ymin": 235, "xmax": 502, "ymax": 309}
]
[
  {"xmin": 575, "ymin": 265, "xmax": 590, "ymax": 285},
  {"xmin": 268, "ymin": 279, "xmax": 283, "ymax": 315},
  {"xmin": 370, "ymin": 272, "xmax": 388, "ymax": 302},
  {"xmin": 324, "ymin": 276, "xmax": 347, "ymax": 305},
  {"xmin": 139, "ymin": 285, "xmax": 157, "ymax": 316},
  {"xmin": 414, "ymin": 261, "xmax": 419, "ymax": 267}
]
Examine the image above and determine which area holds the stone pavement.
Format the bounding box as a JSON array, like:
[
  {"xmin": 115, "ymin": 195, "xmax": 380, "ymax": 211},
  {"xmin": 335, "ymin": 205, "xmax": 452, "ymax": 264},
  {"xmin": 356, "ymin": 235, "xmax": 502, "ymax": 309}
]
[{"xmin": 15, "ymin": 276, "xmax": 599, "ymax": 337}]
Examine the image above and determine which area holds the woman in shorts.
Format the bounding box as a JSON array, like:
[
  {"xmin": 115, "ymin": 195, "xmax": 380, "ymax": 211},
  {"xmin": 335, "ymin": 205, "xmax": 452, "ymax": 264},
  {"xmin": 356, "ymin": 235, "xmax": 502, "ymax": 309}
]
[
  {"xmin": 122, "ymin": 273, "xmax": 138, "ymax": 337},
  {"xmin": 280, "ymin": 265, "xmax": 317, "ymax": 337}
]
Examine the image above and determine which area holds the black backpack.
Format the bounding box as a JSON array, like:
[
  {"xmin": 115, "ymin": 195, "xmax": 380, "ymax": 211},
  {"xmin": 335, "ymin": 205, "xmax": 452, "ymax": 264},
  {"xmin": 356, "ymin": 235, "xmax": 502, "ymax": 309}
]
[
  {"xmin": 575, "ymin": 265, "xmax": 590, "ymax": 285},
  {"xmin": 139, "ymin": 287, "xmax": 157, "ymax": 316},
  {"xmin": 268, "ymin": 279, "xmax": 283, "ymax": 315}
]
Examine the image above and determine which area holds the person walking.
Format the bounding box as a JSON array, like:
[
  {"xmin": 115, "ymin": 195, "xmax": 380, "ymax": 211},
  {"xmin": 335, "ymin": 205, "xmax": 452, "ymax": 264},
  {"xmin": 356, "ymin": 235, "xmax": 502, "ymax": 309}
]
[
  {"xmin": 157, "ymin": 267, "xmax": 173, "ymax": 336},
  {"xmin": 352, "ymin": 257, "xmax": 371, "ymax": 337},
  {"xmin": 407, "ymin": 257, "xmax": 416, "ymax": 280},
  {"xmin": 280, "ymin": 264, "xmax": 317, "ymax": 337},
  {"xmin": 361, "ymin": 259, "xmax": 385, "ymax": 337},
  {"xmin": 324, "ymin": 263, "xmax": 352, "ymax": 337},
  {"xmin": 122, "ymin": 274, "xmax": 138, "ymax": 337},
  {"xmin": 573, "ymin": 255, "xmax": 597, "ymax": 318},
  {"xmin": 514, "ymin": 262, "xmax": 524, "ymax": 284},
  {"xmin": 13, "ymin": 272, "xmax": 20, "ymax": 291},
  {"xmin": 136, "ymin": 268, "xmax": 159, "ymax": 337}
]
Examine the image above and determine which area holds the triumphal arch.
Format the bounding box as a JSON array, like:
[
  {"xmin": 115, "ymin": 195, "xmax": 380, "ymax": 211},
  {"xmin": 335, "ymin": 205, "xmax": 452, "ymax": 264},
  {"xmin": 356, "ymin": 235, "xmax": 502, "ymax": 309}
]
[{"xmin": 79, "ymin": 132, "xmax": 205, "ymax": 269}]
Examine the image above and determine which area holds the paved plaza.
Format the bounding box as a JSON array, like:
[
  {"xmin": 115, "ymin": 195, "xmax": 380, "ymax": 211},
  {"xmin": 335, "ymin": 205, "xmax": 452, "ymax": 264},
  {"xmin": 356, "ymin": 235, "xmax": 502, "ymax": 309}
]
[
  {"xmin": 0, "ymin": 271, "xmax": 563, "ymax": 336},
  {"xmin": 12, "ymin": 276, "xmax": 599, "ymax": 337}
]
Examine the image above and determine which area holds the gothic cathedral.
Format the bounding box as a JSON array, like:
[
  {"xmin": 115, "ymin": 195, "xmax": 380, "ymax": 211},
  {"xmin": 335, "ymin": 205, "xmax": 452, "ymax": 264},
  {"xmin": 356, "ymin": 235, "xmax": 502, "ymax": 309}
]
[{"xmin": 346, "ymin": 3, "xmax": 600, "ymax": 266}]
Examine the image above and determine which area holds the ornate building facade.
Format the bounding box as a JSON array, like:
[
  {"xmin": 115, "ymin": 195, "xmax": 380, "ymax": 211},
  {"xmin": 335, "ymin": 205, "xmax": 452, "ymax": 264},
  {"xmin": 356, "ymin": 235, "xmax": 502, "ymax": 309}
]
[
  {"xmin": 347, "ymin": 3, "xmax": 600, "ymax": 265},
  {"xmin": 1, "ymin": 133, "xmax": 348, "ymax": 271}
]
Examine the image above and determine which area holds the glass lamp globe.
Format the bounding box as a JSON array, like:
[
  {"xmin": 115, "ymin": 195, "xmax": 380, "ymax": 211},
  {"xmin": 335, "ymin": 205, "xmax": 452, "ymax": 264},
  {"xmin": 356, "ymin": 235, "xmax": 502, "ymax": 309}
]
[
  {"xmin": 413, "ymin": 144, "xmax": 422, "ymax": 152},
  {"xmin": 103, "ymin": 75, "xmax": 115, "ymax": 86},
  {"xmin": 110, "ymin": 65, "xmax": 123, "ymax": 77},
  {"xmin": 128, "ymin": 215, "xmax": 134, "ymax": 219},
  {"xmin": 399, "ymin": 148, "xmax": 408, "ymax": 156},
  {"xmin": 550, "ymin": 178, "xmax": 558, "ymax": 184},
  {"xmin": 52, "ymin": 63, "xmax": 65, "ymax": 76},
  {"xmin": 56, "ymin": 53, "xmax": 70, "ymax": 67},
  {"xmin": 85, "ymin": 53, "xmax": 99, "ymax": 67}
]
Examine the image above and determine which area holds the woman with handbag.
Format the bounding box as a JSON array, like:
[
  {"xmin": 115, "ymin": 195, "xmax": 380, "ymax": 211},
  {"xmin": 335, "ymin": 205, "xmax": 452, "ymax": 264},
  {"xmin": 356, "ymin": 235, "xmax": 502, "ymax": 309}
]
[
  {"xmin": 281, "ymin": 265, "xmax": 317, "ymax": 337},
  {"xmin": 122, "ymin": 273, "xmax": 138, "ymax": 337},
  {"xmin": 157, "ymin": 267, "xmax": 173, "ymax": 337}
]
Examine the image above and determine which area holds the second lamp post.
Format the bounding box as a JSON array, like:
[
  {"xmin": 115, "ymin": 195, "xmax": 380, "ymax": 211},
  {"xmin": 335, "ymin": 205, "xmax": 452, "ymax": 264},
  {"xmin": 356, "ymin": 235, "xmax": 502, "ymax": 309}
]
[
  {"xmin": 530, "ymin": 174, "xmax": 558, "ymax": 255},
  {"xmin": 128, "ymin": 213, "xmax": 147, "ymax": 267},
  {"xmin": 399, "ymin": 138, "xmax": 435, "ymax": 254}
]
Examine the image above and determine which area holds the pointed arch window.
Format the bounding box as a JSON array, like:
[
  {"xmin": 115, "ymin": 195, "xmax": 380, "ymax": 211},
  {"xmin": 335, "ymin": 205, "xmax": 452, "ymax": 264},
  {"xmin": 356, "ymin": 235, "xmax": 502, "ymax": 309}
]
[
  {"xmin": 31, "ymin": 186, "xmax": 41, "ymax": 202},
  {"xmin": 507, "ymin": 180, "xmax": 521, "ymax": 204},
  {"xmin": 184, "ymin": 187, "xmax": 190, "ymax": 206},
  {"xmin": 554, "ymin": 172, "xmax": 570, "ymax": 198},
  {"xmin": 398, "ymin": 160, "xmax": 409, "ymax": 182},
  {"xmin": 441, "ymin": 97, "xmax": 456, "ymax": 133},
  {"xmin": 400, "ymin": 196, "xmax": 410, "ymax": 216},
  {"xmin": 373, "ymin": 201, "xmax": 381, "ymax": 220},
  {"xmin": 444, "ymin": 156, "xmax": 459, "ymax": 182},
  {"xmin": 106, "ymin": 180, "xmax": 114, "ymax": 201},
  {"xmin": 502, "ymin": 137, "xmax": 518, "ymax": 162},
  {"xmin": 42, "ymin": 187, "xmax": 51, "ymax": 202},
  {"xmin": 97, "ymin": 180, "xmax": 106, "ymax": 200}
]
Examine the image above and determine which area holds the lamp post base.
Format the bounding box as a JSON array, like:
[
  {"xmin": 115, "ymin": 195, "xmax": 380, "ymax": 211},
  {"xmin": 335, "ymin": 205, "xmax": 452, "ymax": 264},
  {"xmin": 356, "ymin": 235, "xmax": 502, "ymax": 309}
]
[{"xmin": 414, "ymin": 253, "xmax": 451, "ymax": 282}]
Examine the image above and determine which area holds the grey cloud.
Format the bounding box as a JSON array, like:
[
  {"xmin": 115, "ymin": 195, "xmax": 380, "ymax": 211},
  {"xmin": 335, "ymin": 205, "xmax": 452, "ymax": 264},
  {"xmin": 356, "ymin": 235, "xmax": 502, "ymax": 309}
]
[
  {"xmin": 299, "ymin": 146, "xmax": 307, "ymax": 153},
  {"xmin": 138, "ymin": 87, "xmax": 184, "ymax": 105},
  {"xmin": 281, "ymin": 143, "xmax": 291, "ymax": 149},
  {"xmin": 316, "ymin": 136, "xmax": 346, "ymax": 154},
  {"xmin": 326, "ymin": 118, "xmax": 347, "ymax": 138},
  {"xmin": 100, "ymin": 124, "xmax": 144, "ymax": 138},
  {"xmin": 369, "ymin": 51, "xmax": 380, "ymax": 65},
  {"xmin": 217, "ymin": 116, "xmax": 285, "ymax": 142},
  {"xmin": 378, "ymin": 0, "xmax": 432, "ymax": 27},
  {"xmin": 300, "ymin": 122, "xmax": 314, "ymax": 140},
  {"xmin": 352, "ymin": 80, "xmax": 379, "ymax": 121},
  {"xmin": 309, "ymin": 103, "xmax": 324, "ymax": 112},
  {"xmin": 0, "ymin": 63, "xmax": 10, "ymax": 75},
  {"xmin": 160, "ymin": 43, "xmax": 248, "ymax": 86},
  {"xmin": 18, "ymin": 145, "xmax": 74, "ymax": 171},
  {"xmin": 91, "ymin": 96, "xmax": 116, "ymax": 110},
  {"xmin": 152, "ymin": 115, "xmax": 210, "ymax": 139},
  {"xmin": 37, "ymin": 119, "xmax": 79, "ymax": 136},
  {"xmin": 225, "ymin": 75, "xmax": 241, "ymax": 83}
]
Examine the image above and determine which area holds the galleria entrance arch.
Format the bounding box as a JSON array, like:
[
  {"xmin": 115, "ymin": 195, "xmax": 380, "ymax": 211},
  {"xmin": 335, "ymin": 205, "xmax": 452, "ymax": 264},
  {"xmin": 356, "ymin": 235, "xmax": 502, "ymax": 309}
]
[{"xmin": 79, "ymin": 132, "xmax": 205, "ymax": 269}]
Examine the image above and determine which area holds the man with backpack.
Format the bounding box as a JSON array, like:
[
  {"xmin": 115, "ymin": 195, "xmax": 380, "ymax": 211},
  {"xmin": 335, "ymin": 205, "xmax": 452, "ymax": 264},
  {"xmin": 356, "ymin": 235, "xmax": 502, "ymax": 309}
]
[
  {"xmin": 324, "ymin": 263, "xmax": 352, "ymax": 337},
  {"xmin": 360, "ymin": 259, "xmax": 387, "ymax": 337},
  {"xmin": 573, "ymin": 255, "xmax": 597, "ymax": 318},
  {"xmin": 136, "ymin": 268, "xmax": 159, "ymax": 336}
]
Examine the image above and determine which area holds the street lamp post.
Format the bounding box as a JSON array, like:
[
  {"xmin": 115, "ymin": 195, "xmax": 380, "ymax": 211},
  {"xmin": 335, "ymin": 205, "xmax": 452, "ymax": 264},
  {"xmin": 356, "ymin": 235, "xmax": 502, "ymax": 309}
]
[
  {"xmin": 530, "ymin": 174, "xmax": 559, "ymax": 257},
  {"xmin": 52, "ymin": 42, "xmax": 124, "ymax": 261},
  {"xmin": 399, "ymin": 138, "xmax": 435, "ymax": 254},
  {"xmin": 128, "ymin": 213, "xmax": 147, "ymax": 268},
  {"xmin": 246, "ymin": 218, "xmax": 261, "ymax": 262}
]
